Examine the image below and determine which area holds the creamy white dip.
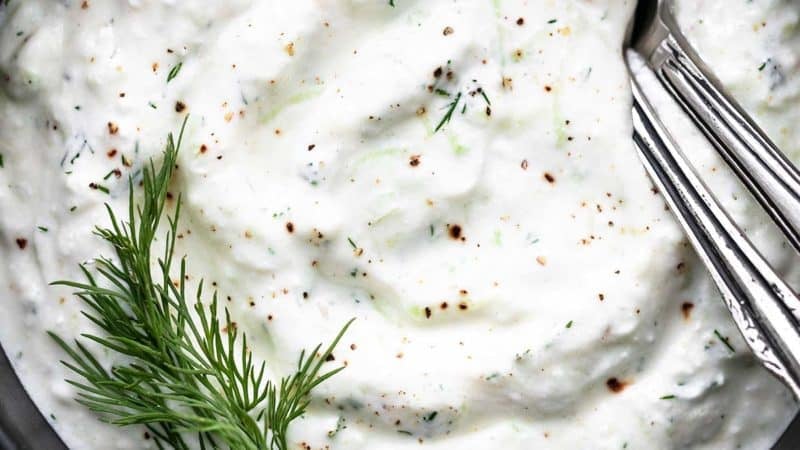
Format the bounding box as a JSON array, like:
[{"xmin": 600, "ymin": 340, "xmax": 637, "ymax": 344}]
[{"xmin": 0, "ymin": 1, "xmax": 798, "ymax": 449}]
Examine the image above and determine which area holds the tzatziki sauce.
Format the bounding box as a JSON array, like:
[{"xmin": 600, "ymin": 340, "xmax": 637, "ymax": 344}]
[{"xmin": 0, "ymin": 0, "xmax": 798, "ymax": 449}]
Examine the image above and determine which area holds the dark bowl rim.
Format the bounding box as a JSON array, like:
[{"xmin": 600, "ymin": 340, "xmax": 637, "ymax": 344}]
[{"xmin": 0, "ymin": 343, "xmax": 66, "ymax": 450}]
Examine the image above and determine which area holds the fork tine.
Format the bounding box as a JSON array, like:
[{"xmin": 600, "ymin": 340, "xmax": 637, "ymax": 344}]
[{"xmin": 629, "ymin": 75, "xmax": 800, "ymax": 399}]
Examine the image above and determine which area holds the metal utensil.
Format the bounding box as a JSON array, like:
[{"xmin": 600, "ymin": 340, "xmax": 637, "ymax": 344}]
[
  {"xmin": 630, "ymin": 0, "xmax": 800, "ymax": 253},
  {"xmin": 625, "ymin": 0, "xmax": 800, "ymax": 401},
  {"xmin": 630, "ymin": 0, "xmax": 800, "ymax": 251}
]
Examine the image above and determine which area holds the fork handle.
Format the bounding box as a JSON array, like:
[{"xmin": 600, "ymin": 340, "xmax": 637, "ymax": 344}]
[
  {"xmin": 648, "ymin": 34, "xmax": 800, "ymax": 253},
  {"xmin": 630, "ymin": 78, "xmax": 800, "ymax": 399}
]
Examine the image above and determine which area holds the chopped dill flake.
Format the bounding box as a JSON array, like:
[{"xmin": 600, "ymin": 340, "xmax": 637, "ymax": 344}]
[
  {"xmin": 714, "ymin": 329, "xmax": 736, "ymax": 353},
  {"xmin": 565, "ymin": 320, "xmax": 573, "ymax": 328},
  {"xmin": 660, "ymin": 395, "xmax": 676, "ymax": 400},
  {"xmin": 166, "ymin": 62, "xmax": 183, "ymax": 83},
  {"xmin": 434, "ymin": 92, "xmax": 462, "ymax": 133},
  {"xmin": 102, "ymin": 169, "xmax": 118, "ymax": 180},
  {"xmin": 348, "ymin": 237, "xmax": 357, "ymax": 249},
  {"xmin": 478, "ymin": 88, "xmax": 491, "ymax": 105},
  {"xmin": 89, "ymin": 182, "xmax": 110, "ymax": 194},
  {"xmin": 37, "ymin": 226, "xmax": 48, "ymax": 233},
  {"xmin": 548, "ymin": 19, "xmax": 558, "ymax": 24}
]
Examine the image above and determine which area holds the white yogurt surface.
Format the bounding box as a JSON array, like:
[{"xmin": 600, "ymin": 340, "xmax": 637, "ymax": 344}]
[{"xmin": 0, "ymin": 1, "xmax": 798, "ymax": 449}]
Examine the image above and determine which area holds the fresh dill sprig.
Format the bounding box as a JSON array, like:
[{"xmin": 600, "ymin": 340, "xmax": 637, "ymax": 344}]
[
  {"xmin": 49, "ymin": 117, "xmax": 353, "ymax": 450},
  {"xmin": 434, "ymin": 92, "xmax": 462, "ymax": 133}
]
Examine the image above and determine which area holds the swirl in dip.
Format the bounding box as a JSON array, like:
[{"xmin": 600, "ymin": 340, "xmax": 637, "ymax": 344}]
[{"xmin": 0, "ymin": 1, "xmax": 798, "ymax": 449}]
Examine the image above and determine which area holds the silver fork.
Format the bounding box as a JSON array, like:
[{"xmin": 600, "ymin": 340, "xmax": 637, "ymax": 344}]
[{"xmin": 625, "ymin": 0, "xmax": 800, "ymax": 399}]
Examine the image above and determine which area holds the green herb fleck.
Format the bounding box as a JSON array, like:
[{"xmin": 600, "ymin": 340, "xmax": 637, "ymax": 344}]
[
  {"xmin": 548, "ymin": 19, "xmax": 558, "ymax": 24},
  {"xmin": 758, "ymin": 61, "xmax": 768, "ymax": 71},
  {"xmin": 348, "ymin": 237, "xmax": 357, "ymax": 249},
  {"xmin": 478, "ymin": 88, "xmax": 491, "ymax": 105},
  {"xmin": 714, "ymin": 329, "xmax": 736, "ymax": 353},
  {"xmin": 434, "ymin": 92, "xmax": 462, "ymax": 133},
  {"xmin": 423, "ymin": 411, "xmax": 438, "ymax": 422},
  {"xmin": 37, "ymin": 226, "xmax": 48, "ymax": 233},
  {"xmin": 166, "ymin": 62, "xmax": 183, "ymax": 83},
  {"xmin": 660, "ymin": 394, "xmax": 676, "ymax": 400},
  {"xmin": 565, "ymin": 320, "xmax": 573, "ymax": 329},
  {"xmin": 89, "ymin": 183, "xmax": 110, "ymax": 194},
  {"xmin": 389, "ymin": 0, "xmax": 395, "ymax": 6}
]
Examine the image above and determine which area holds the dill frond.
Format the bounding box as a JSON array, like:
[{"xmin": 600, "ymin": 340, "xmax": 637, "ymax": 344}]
[{"xmin": 49, "ymin": 118, "xmax": 352, "ymax": 450}]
